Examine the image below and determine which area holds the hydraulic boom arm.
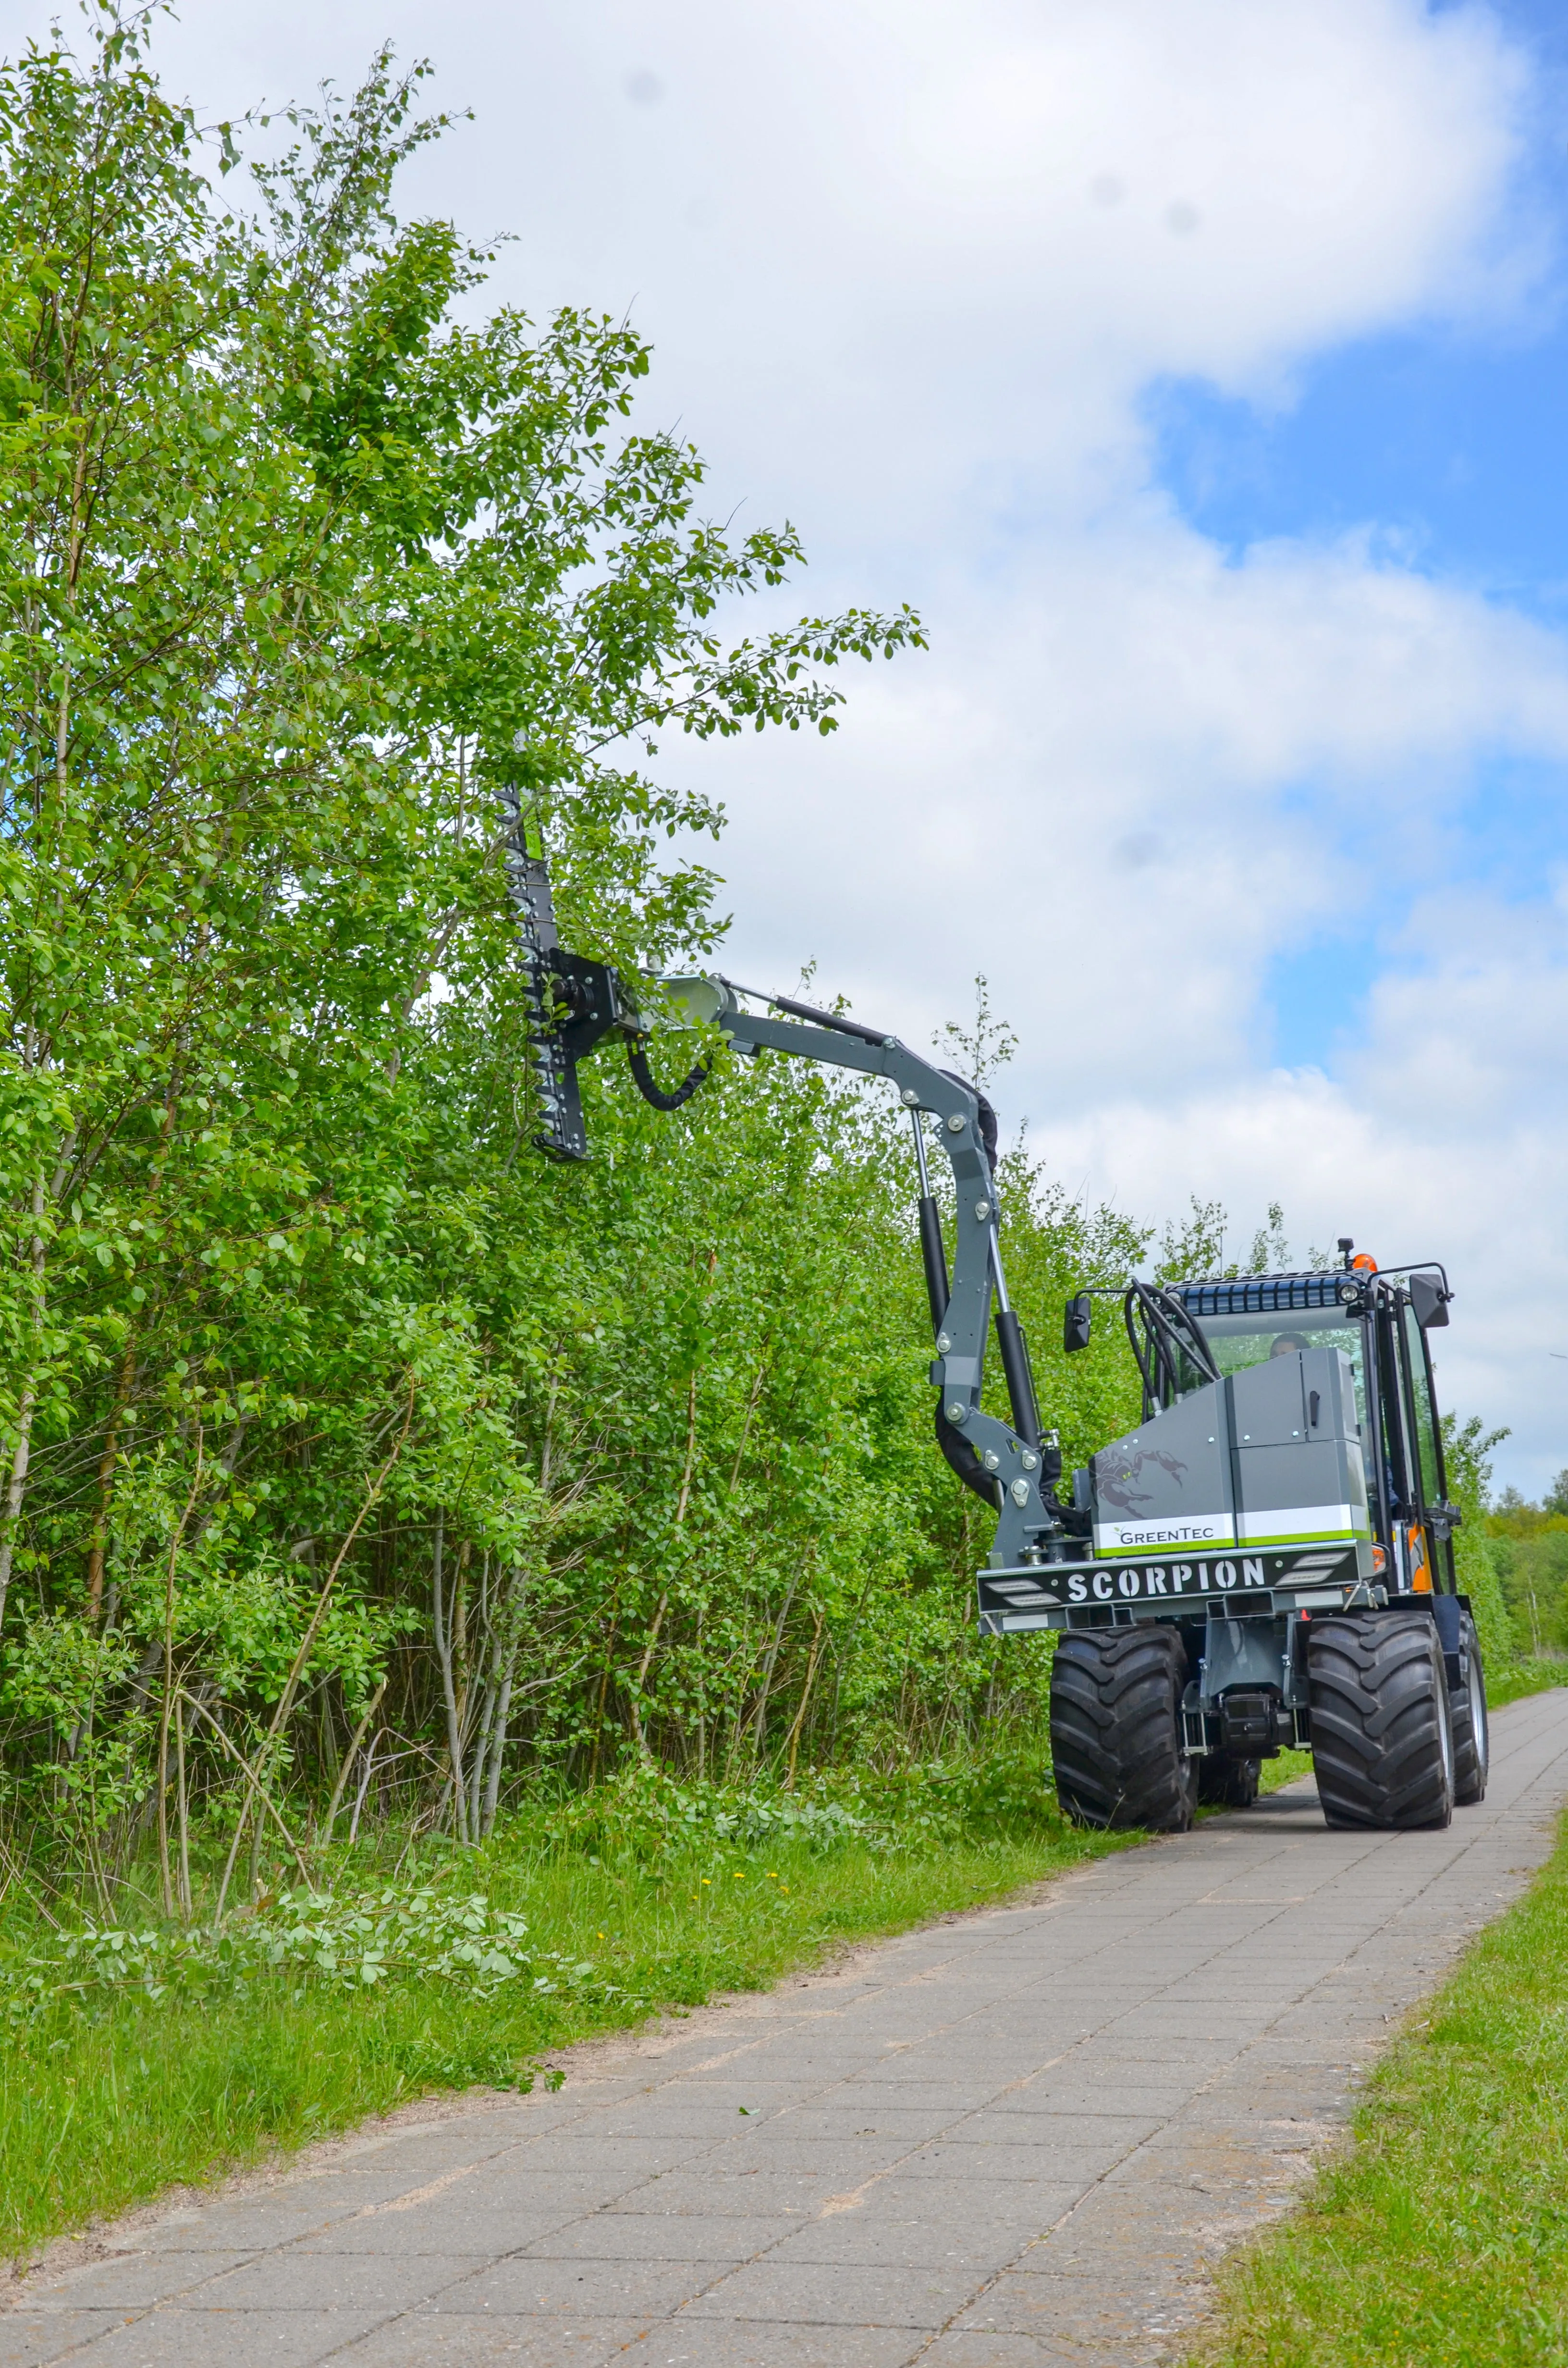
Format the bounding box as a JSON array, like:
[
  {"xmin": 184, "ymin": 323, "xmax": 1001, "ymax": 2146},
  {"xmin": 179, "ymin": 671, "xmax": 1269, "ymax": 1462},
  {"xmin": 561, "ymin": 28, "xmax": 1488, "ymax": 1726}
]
[
  {"xmin": 504, "ymin": 824, "xmax": 1062, "ymax": 1565},
  {"xmin": 712, "ymin": 990, "xmax": 1061, "ymax": 1559}
]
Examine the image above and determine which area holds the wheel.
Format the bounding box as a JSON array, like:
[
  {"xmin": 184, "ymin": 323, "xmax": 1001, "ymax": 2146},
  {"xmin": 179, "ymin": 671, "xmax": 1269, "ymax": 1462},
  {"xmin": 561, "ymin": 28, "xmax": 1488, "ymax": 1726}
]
[
  {"xmin": 1307, "ymin": 1610, "xmax": 1455, "ymax": 1830},
  {"xmin": 1050, "ymin": 1626, "xmax": 1197, "ymax": 1832},
  {"xmin": 1199, "ymin": 1751, "xmax": 1261, "ymax": 1809},
  {"xmin": 1451, "ymin": 1625, "xmax": 1488, "ymax": 1806}
]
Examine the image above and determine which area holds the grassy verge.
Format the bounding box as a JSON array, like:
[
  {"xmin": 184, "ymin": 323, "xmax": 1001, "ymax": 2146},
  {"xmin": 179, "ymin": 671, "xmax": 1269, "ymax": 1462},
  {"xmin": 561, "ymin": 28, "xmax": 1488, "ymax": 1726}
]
[
  {"xmin": 1258, "ymin": 1748, "xmax": 1313, "ymax": 1796},
  {"xmin": 0, "ymin": 1753, "xmax": 1123, "ymax": 2259},
  {"xmin": 1189, "ymin": 1801, "xmax": 1568, "ymax": 2367},
  {"xmin": 1489, "ymin": 1654, "xmax": 1568, "ymax": 1711}
]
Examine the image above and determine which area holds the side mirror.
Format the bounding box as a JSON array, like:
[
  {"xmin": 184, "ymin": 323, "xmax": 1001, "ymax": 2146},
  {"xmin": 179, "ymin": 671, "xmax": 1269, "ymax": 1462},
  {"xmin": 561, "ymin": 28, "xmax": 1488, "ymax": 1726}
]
[
  {"xmin": 1409, "ymin": 1271, "xmax": 1450, "ymax": 1330},
  {"xmin": 1064, "ymin": 1292, "xmax": 1092, "ymax": 1354}
]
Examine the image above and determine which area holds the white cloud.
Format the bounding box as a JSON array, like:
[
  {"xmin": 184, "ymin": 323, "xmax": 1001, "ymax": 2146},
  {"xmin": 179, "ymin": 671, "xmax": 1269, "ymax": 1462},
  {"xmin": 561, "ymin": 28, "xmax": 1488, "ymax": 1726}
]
[
  {"xmin": 702, "ymin": 507, "xmax": 1568, "ymax": 1099},
  {"xmin": 1040, "ymin": 883, "xmax": 1568, "ymax": 1489}
]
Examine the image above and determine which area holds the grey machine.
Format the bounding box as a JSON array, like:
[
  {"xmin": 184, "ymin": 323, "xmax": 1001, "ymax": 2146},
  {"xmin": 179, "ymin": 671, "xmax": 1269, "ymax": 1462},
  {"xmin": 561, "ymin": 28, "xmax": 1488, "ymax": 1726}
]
[{"xmin": 513, "ymin": 822, "xmax": 1485, "ymax": 1837}]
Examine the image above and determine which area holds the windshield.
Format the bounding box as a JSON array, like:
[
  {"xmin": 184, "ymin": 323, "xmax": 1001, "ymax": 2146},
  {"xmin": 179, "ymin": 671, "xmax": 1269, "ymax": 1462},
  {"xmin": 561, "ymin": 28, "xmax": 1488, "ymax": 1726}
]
[{"xmin": 1180, "ymin": 1306, "xmax": 1367, "ymax": 1431}]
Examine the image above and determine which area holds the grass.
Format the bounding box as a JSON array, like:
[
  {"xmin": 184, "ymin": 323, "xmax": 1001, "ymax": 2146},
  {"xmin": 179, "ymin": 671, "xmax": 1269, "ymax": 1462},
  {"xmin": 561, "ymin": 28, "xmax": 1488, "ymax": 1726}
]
[
  {"xmin": 0, "ymin": 1751, "xmax": 1124, "ymax": 2260},
  {"xmin": 1488, "ymin": 1653, "xmax": 1568, "ymax": 1711},
  {"xmin": 1189, "ymin": 1769, "xmax": 1568, "ymax": 2364},
  {"xmin": 1258, "ymin": 1747, "xmax": 1313, "ymax": 1796}
]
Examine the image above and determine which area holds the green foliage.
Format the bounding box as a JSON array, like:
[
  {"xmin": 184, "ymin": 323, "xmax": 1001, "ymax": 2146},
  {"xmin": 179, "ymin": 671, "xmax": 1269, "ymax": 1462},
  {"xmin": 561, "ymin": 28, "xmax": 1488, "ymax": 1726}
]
[
  {"xmin": 1473, "ymin": 1430, "xmax": 1568, "ymax": 1663},
  {"xmin": 0, "ymin": 12, "xmax": 987, "ymax": 1873},
  {"xmin": 0, "ymin": 10, "xmax": 1519, "ymax": 1938},
  {"xmin": 0, "ymin": 1884, "xmax": 625, "ymax": 2019},
  {"xmin": 1439, "ymin": 1413, "xmax": 1515, "ymax": 1673},
  {"xmin": 1487, "ymin": 1658, "xmax": 1568, "ymax": 1711}
]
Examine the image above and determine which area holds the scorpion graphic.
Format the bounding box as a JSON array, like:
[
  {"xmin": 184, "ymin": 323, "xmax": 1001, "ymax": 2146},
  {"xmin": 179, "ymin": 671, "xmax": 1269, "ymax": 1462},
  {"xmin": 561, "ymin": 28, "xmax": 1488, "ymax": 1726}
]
[{"xmin": 1096, "ymin": 1448, "xmax": 1188, "ymax": 1516}]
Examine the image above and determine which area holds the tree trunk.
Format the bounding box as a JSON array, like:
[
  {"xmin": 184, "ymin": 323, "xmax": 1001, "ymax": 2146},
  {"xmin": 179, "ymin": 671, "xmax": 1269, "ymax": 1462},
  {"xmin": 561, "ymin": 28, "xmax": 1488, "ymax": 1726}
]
[
  {"xmin": 0, "ymin": 1169, "xmax": 47, "ymax": 1636},
  {"xmin": 86, "ymin": 1339, "xmax": 139, "ymax": 1621},
  {"xmin": 749, "ymin": 1578, "xmax": 797, "ymax": 1757},
  {"xmin": 432, "ymin": 1513, "xmax": 468, "ymax": 1842},
  {"xmin": 783, "ymin": 1606, "xmax": 826, "ymax": 1788}
]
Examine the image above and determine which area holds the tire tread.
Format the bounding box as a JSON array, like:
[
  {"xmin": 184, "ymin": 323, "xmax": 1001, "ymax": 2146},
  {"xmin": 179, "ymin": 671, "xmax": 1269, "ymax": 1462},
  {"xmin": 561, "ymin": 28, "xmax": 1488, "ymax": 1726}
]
[
  {"xmin": 1451, "ymin": 1627, "xmax": 1488, "ymax": 1806},
  {"xmin": 1308, "ymin": 1610, "xmax": 1454, "ymax": 1830},
  {"xmin": 1051, "ymin": 1626, "xmax": 1195, "ymax": 1832}
]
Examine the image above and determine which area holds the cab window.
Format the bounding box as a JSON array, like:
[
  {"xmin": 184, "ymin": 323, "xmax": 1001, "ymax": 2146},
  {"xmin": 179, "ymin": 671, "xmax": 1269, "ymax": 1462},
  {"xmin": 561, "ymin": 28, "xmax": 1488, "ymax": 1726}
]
[{"xmin": 1192, "ymin": 1310, "xmax": 1368, "ymax": 1435}]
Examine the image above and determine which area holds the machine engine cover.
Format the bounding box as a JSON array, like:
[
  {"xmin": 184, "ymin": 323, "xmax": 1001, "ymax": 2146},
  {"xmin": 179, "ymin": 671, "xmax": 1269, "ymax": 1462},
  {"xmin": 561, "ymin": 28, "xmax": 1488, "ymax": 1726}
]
[{"xmin": 1089, "ymin": 1347, "xmax": 1372, "ymax": 1574}]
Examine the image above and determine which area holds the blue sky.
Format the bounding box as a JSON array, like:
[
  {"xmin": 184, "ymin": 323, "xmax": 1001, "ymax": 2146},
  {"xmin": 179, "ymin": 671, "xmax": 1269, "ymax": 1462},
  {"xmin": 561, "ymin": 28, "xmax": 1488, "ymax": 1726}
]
[
  {"xmin": 1152, "ymin": 278, "xmax": 1568, "ymax": 1052},
  {"xmin": 1150, "ymin": 0, "xmax": 1568, "ymax": 1080}
]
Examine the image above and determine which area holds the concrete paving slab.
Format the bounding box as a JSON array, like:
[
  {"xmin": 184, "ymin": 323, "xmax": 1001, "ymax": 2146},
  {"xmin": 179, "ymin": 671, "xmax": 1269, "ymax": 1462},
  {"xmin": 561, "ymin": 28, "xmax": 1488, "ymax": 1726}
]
[
  {"xmin": 291, "ymin": 2204, "xmax": 579, "ymax": 2257},
  {"xmin": 946, "ymin": 2109, "xmax": 1162, "ymax": 2147},
  {"xmin": 893, "ymin": 2140, "xmax": 1146, "ymax": 2184},
  {"xmin": 761, "ymin": 2215, "xmax": 1069, "ymax": 2275},
  {"xmin": 480, "ymin": 2131, "xmax": 702, "ymax": 2177},
  {"xmin": 193, "ymin": 2248, "xmax": 474, "ymax": 2312},
  {"xmin": 919, "ymin": 2335, "xmax": 1081, "ymax": 2367},
  {"xmin": 124, "ymin": 2174, "xmax": 450, "ymax": 2254},
  {"xmin": 8, "ymin": 1688, "xmax": 1566, "ymax": 2368},
  {"xmin": 673, "ymin": 2134, "xmax": 906, "ymax": 2178},
  {"xmin": 605, "ymin": 2171, "xmax": 857, "ymax": 2218},
  {"xmin": 61, "ymin": 2305, "xmax": 392, "ymax": 2365},
  {"xmin": 683, "ymin": 2256, "xmax": 977, "ymax": 2326},
  {"xmin": 602, "ymin": 2322, "xmax": 921, "ymax": 2368},
  {"xmin": 15, "ymin": 2253, "xmax": 255, "ymax": 2312},
  {"xmin": 756, "ymin": 2104, "xmax": 965, "ymax": 2142},
  {"xmin": 520, "ymin": 2212, "xmax": 803, "ymax": 2261},
  {"xmin": 0, "ymin": 2313, "xmax": 131, "ymax": 2368},
  {"xmin": 329, "ymin": 2315, "xmax": 649, "ymax": 2367},
  {"xmin": 435, "ymin": 2254, "xmax": 717, "ymax": 2316}
]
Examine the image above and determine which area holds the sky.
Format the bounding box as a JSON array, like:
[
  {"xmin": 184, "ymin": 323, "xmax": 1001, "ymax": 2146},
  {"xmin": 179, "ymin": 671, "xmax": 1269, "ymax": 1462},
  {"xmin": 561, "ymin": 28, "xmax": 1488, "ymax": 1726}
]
[{"xmin": 10, "ymin": 0, "xmax": 1568, "ymax": 1494}]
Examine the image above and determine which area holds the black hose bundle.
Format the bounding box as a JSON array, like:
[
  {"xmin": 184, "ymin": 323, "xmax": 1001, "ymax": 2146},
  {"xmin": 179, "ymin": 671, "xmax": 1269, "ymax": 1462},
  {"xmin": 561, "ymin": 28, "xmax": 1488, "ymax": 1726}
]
[
  {"xmin": 626, "ymin": 1038, "xmax": 710, "ymax": 1112},
  {"xmin": 1124, "ymin": 1282, "xmax": 1219, "ymax": 1418},
  {"xmin": 933, "ymin": 1400, "xmax": 1002, "ymax": 1507},
  {"xmin": 938, "ymin": 1068, "xmax": 999, "ymax": 1165}
]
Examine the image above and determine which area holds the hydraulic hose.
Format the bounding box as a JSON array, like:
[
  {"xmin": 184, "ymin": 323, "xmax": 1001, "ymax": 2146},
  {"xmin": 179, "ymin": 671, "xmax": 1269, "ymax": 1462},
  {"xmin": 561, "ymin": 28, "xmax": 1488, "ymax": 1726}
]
[
  {"xmin": 995, "ymin": 1307, "xmax": 1042, "ymax": 1457},
  {"xmin": 1123, "ymin": 1281, "xmax": 1218, "ymax": 1416},
  {"xmin": 933, "ymin": 1400, "xmax": 1002, "ymax": 1507},
  {"xmin": 919, "ymin": 1198, "xmax": 950, "ymax": 1331},
  {"xmin": 938, "ymin": 1068, "xmax": 999, "ymax": 1164},
  {"xmin": 626, "ymin": 1039, "xmax": 710, "ymax": 1112}
]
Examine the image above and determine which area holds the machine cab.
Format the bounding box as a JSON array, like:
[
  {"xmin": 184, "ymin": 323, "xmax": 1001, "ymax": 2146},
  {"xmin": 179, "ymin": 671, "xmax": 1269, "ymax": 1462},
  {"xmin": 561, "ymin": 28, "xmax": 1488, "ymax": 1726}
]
[{"xmin": 1174, "ymin": 1258, "xmax": 1458, "ymax": 1599}]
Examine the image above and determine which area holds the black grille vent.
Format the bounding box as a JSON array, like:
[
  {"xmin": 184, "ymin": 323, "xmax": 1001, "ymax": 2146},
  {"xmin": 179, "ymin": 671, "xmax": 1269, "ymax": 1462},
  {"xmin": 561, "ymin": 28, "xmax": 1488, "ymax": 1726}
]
[{"xmin": 1178, "ymin": 1272, "xmax": 1348, "ymax": 1318}]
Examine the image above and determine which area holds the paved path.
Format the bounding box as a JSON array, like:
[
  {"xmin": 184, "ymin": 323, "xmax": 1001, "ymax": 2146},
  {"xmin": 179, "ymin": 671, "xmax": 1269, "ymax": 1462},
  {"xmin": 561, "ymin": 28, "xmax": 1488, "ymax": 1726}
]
[{"xmin": 9, "ymin": 1690, "xmax": 1568, "ymax": 2368}]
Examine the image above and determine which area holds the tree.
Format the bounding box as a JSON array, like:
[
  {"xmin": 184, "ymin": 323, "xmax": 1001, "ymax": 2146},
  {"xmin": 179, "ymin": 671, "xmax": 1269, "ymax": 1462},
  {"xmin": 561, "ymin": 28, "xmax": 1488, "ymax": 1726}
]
[{"xmin": 0, "ymin": 11, "xmax": 926, "ymax": 1872}]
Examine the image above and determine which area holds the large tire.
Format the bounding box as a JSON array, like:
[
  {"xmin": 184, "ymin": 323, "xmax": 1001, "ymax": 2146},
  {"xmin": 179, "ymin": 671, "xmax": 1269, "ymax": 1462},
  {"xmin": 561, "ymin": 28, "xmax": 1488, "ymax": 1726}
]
[
  {"xmin": 1199, "ymin": 1751, "xmax": 1261, "ymax": 1810},
  {"xmin": 1308, "ymin": 1610, "xmax": 1455, "ymax": 1831},
  {"xmin": 1051, "ymin": 1626, "xmax": 1197, "ymax": 1832},
  {"xmin": 1451, "ymin": 1625, "xmax": 1489, "ymax": 1806}
]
